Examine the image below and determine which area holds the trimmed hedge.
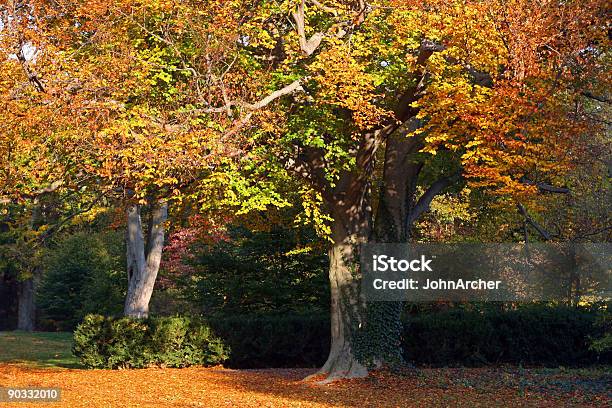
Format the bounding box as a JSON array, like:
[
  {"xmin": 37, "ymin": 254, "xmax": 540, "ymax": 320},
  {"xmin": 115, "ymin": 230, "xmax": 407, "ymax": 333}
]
[
  {"xmin": 209, "ymin": 314, "xmax": 329, "ymax": 368},
  {"xmin": 403, "ymin": 307, "xmax": 610, "ymax": 367},
  {"xmin": 72, "ymin": 315, "xmax": 228, "ymax": 368},
  {"xmin": 73, "ymin": 307, "xmax": 610, "ymax": 369}
]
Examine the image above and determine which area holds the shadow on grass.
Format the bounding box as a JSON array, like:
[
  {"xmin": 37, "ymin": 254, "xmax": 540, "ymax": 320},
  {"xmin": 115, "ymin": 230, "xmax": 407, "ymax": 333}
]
[{"xmin": 0, "ymin": 331, "xmax": 82, "ymax": 369}]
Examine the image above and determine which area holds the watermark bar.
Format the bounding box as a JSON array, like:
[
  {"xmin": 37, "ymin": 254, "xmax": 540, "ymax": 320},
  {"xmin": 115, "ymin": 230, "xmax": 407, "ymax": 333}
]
[
  {"xmin": 361, "ymin": 243, "xmax": 611, "ymax": 302},
  {"xmin": 0, "ymin": 388, "xmax": 61, "ymax": 403}
]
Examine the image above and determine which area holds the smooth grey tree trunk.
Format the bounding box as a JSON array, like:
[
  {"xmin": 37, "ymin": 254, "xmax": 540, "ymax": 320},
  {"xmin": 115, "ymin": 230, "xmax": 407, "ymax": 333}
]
[
  {"xmin": 17, "ymin": 277, "xmax": 35, "ymax": 331},
  {"xmin": 123, "ymin": 200, "xmax": 168, "ymax": 318}
]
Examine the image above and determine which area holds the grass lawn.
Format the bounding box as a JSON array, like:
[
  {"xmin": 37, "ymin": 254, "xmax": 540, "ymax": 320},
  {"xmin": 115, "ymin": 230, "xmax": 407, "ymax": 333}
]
[
  {"xmin": 0, "ymin": 331, "xmax": 610, "ymax": 407},
  {"xmin": 0, "ymin": 331, "xmax": 80, "ymax": 368}
]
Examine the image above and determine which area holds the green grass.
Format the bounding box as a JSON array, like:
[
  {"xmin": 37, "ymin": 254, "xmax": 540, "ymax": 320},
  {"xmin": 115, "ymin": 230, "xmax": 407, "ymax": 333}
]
[{"xmin": 0, "ymin": 331, "xmax": 81, "ymax": 368}]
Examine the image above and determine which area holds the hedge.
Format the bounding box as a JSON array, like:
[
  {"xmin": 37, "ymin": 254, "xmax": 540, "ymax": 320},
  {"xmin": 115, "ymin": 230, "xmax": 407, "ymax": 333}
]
[
  {"xmin": 73, "ymin": 307, "xmax": 610, "ymax": 369},
  {"xmin": 72, "ymin": 315, "xmax": 228, "ymax": 369},
  {"xmin": 208, "ymin": 314, "xmax": 329, "ymax": 368},
  {"xmin": 402, "ymin": 306, "xmax": 610, "ymax": 366}
]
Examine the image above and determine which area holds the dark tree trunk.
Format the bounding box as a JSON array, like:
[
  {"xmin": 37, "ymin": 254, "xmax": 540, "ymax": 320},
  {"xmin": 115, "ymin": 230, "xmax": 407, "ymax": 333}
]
[
  {"xmin": 123, "ymin": 200, "xmax": 168, "ymax": 318},
  {"xmin": 363, "ymin": 121, "xmax": 425, "ymax": 369},
  {"xmin": 370, "ymin": 117, "xmax": 459, "ymax": 368},
  {"xmin": 17, "ymin": 276, "xmax": 35, "ymax": 331},
  {"xmin": 300, "ymin": 41, "xmax": 454, "ymax": 381},
  {"xmin": 374, "ymin": 119, "xmax": 425, "ymax": 242}
]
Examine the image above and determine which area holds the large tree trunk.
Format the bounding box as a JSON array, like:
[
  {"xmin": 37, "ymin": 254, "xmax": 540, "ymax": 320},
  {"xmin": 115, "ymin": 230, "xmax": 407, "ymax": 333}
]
[
  {"xmin": 315, "ymin": 208, "xmax": 369, "ymax": 382},
  {"xmin": 362, "ymin": 123, "xmax": 424, "ymax": 369},
  {"xmin": 304, "ymin": 130, "xmax": 384, "ymax": 382},
  {"xmin": 299, "ymin": 42, "xmax": 448, "ymax": 381},
  {"xmin": 309, "ymin": 131, "xmax": 382, "ymax": 382},
  {"xmin": 123, "ymin": 200, "xmax": 168, "ymax": 318},
  {"xmin": 17, "ymin": 276, "xmax": 35, "ymax": 331},
  {"xmin": 371, "ymin": 121, "xmax": 458, "ymax": 369},
  {"xmin": 374, "ymin": 119, "xmax": 424, "ymax": 242}
]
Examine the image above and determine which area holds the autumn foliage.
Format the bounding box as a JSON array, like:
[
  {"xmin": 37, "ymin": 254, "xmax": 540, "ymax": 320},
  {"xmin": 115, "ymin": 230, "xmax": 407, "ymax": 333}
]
[{"xmin": 1, "ymin": 0, "xmax": 609, "ymax": 384}]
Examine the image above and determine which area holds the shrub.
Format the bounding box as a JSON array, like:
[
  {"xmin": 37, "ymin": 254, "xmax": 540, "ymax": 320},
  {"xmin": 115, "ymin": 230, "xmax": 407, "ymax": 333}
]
[
  {"xmin": 72, "ymin": 314, "xmax": 108, "ymax": 368},
  {"xmin": 72, "ymin": 315, "xmax": 228, "ymax": 369},
  {"xmin": 74, "ymin": 306, "xmax": 609, "ymax": 369},
  {"xmin": 209, "ymin": 314, "xmax": 329, "ymax": 368},
  {"xmin": 403, "ymin": 306, "xmax": 610, "ymax": 367},
  {"xmin": 177, "ymin": 225, "xmax": 329, "ymax": 315},
  {"xmin": 589, "ymin": 307, "xmax": 612, "ymax": 355},
  {"xmin": 214, "ymin": 306, "xmax": 609, "ymax": 368}
]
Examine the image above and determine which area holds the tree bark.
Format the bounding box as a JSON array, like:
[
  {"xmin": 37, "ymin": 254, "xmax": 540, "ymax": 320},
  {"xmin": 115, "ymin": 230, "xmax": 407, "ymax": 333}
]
[
  {"xmin": 17, "ymin": 199, "xmax": 45, "ymax": 332},
  {"xmin": 123, "ymin": 200, "xmax": 168, "ymax": 318},
  {"xmin": 17, "ymin": 276, "xmax": 35, "ymax": 331},
  {"xmin": 310, "ymin": 130, "xmax": 379, "ymax": 381},
  {"xmin": 374, "ymin": 120, "xmax": 425, "ymax": 242},
  {"xmin": 370, "ymin": 120, "xmax": 460, "ymax": 369},
  {"xmin": 314, "ymin": 204, "xmax": 369, "ymax": 382},
  {"xmin": 364, "ymin": 124, "xmax": 424, "ymax": 369}
]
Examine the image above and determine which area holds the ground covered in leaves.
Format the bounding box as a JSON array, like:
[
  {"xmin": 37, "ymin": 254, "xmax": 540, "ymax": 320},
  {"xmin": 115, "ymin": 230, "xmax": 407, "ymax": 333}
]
[{"xmin": 1, "ymin": 364, "xmax": 610, "ymax": 407}]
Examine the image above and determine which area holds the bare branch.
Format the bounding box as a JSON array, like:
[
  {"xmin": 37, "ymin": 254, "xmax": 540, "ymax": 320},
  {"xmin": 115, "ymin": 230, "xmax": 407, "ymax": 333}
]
[
  {"xmin": 574, "ymin": 226, "xmax": 612, "ymax": 240},
  {"xmin": 37, "ymin": 192, "xmax": 105, "ymax": 244},
  {"xmin": 520, "ymin": 177, "xmax": 570, "ymax": 194},
  {"xmin": 194, "ymin": 79, "xmax": 306, "ymax": 115},
  {"xmin": 248, "ymin": 80, "xmax": 306, "ymax": 110},
  {"xmin": 32, "ymin": 180, "xmax": 63, "ymax": 196},
  {"xmin": 517, "ymin": 202, "xmax": 553, "ymax": 241},
  {"xmin": 292, "ymin": 0, "xmax": 324, "ymax": 56},
  {"xmin": 286, "ymin": 145, "xmax": 332, "ymax": 200},
  {"xmin": 292, "ymin": 0, "xmax": 370, "ymax": 57},
  {"xmin": 309, "ymin": 0, "xmax": 338, "ymax": 16},
  {"xmin": 16, "ymin": 43, "xmax": 45, "ymax": 93},
  {"xmin": 581, "ymin": 91, "xmax": 610, "ymax": 104}
]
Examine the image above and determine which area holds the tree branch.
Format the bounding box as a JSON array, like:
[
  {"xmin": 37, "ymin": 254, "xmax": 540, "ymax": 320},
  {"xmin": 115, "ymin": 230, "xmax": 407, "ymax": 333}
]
[
  {"xmin": 581, "ymin": 91, "xmax": 610, "ymax": 104},
  {"xmin": 194, "ymin": 79, "xmax": 306, "ymax": 114},
  {"xmin": 519, "ymin": 177, "xmax": 570, "ymax": 194},
  {"xmin": 37, "ymin": 193, "xmax": 104, "ymax": 244},
  {"xmin": 517, "ymin": 202, "xmax": 553, "ymax": 241},
  {"xmin": 17, "ymin": 180, "xmax": 65, "ymax": 200},
  {"xmin": 407, "ymin": 172, "xmax": 461, "ymax": 225},
  {"xmin": 309, "ymin": 0, "xmax": 338, "ymax": 15},
  {"xmin": 574, "ymin": 226, "xmax": 612, "ymax": 240},
  {"xmin": 332, "ymin": 127, "xmax": 384, "ymax": 205},
  {"xmin": 286, "ymin": 144, "xmax": 332, "ymax": 201},
  {"xmin": 16, "ymin": 41, "xmax": 45, "ymax": 93},
  {"xmin": 292, "ymin": 0, "xmax": 324, "ymax": 56},
  {"xmin": 291, "ymin": 0, "xmax": 369, "ymax": 57}
]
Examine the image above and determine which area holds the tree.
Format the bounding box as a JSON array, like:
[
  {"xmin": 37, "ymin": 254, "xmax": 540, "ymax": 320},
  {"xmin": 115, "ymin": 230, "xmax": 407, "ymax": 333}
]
[
  {"xmin": 2, "ymin": 0, "xmax": 607, "ymax": 379},
  {"xmin": 1, "ymin": 0, "xmax": 111, "ymax": 329},
  {"xmin": 163, "ymin": 217, "xmax": 329, "ymax": 315},
  {"xmin": 180, "ymin": 0, "xmax": 607, "ymax": 380},
  {"xmin": 37, "ymin": 230, "xmax": 125, "ymax": 330},
  {"xmin": 1, "ymin": 0, "xmax": 252, "ymax": 318}
]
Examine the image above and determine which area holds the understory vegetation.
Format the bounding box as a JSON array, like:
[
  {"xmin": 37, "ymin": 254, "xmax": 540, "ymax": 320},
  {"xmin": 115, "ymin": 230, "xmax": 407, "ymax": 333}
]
[{"xmin": 72, "ymin": 306, "xmax": 611, "ymax": 369}]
